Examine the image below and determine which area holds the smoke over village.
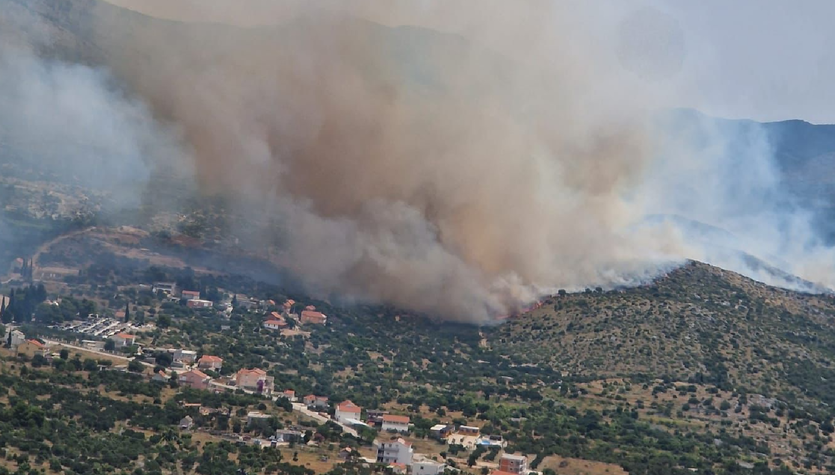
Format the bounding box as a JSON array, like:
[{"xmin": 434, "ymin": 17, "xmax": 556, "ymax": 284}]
[{"xmin": 1, "ymin": 0, "xmax": 834, "ymax": 321}]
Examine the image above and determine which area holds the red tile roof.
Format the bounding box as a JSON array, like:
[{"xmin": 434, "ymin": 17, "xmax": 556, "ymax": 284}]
[
  {"xmin": 184, "ymin": 369, "xmax": 210, "ymax": 379},
  {"xmin": 198, "ymin": 355, "xmax": 223, "ymax": 363},
  {"xmin": 237, "ymin": 368, "xmax": 267, "ymax": 377},
  {"xmin": 382, "ymin": 414, "xmax": 410, "ymax": 424},
  {"xmin": 26, "ymin": 339, "xmax": 45, "ymax": 348},
  {"xmin": 337, "ymin": 400, "xmax": 361, "ymax": 413},
  {"xmin": 301, "ymin": 310, "xmax": 327, "ymax": 323},
  {"xmin": 115, "ymin": 333, "xmax": 136, "ymax": 339}
]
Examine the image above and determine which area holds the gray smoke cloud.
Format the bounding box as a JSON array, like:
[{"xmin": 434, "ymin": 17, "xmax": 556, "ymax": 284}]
[{"xmin": 2, "ymin": 0, "xmax": 835, "ymax": 322}]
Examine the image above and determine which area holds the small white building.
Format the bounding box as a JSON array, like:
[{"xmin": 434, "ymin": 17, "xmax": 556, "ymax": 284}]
[
  {"xmin": 187, "ymin": 299, "xmax": 213, "ymax": 309},
  {"xmin": 174, "ymin": 349, "xmax": 197, "ymax": 365},
  {"xmin": 179, "ymin": 415, "xmax": 194, "ymax": 430},
  {"xmin": 413, "ymin": 460, "xmax": 445, "ymax": 475},
  {"xmin": 5, "ymin": 328, "xmax": 25, "ymax": 350},
  {"xmin": 381, "ymin": 414, "xmax": 410, "ymax": 433},
  {"xmin": 279, "ymin": 389, "xmax": 297, "ymax": 402},
  {"xmin": 374, "ymin": 438, "xmax": 413, "ymax": 466},
  {"xmin": 335, "ymin": 400, "xmax": 362, "ymax": 423},
  {"xmin": 112, "ymin": 333, "xmax": 137, "ymax": 347}
]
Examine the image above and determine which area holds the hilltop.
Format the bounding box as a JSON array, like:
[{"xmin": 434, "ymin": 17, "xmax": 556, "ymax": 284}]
[{"xmin": 493, "ymin": 261, "xmax": 835, "ymax": 412}]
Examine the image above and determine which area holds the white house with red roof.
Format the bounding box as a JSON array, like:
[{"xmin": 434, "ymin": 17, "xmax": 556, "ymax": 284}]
[
  {"xmin": 263, "ymin": 315, "xmax": 287, "ymax": 331},
  {"xmin": 382, "ymin": 414, "xmax": 411, "ymax": 433},
  {"xmin": 303, "ymin": 394, "xmax": 329, "ymax": 410},
  {"xmin": 279, "ymin": 389, "xmax": 297, "ymax": 402},
  {"xmin": 112, "ymin": 333, "xmax": 136, "ymax": 347},
  {"xmin": 335, "ymin": 400, "xmax": 362, "ymax": 423},
  {"xmin": 181, "ymin": 290, "xmax": 200, "ymax": 301},
  {"xmin": 197, "ymin": 355, "xmax": 223, "ymax": 371}
]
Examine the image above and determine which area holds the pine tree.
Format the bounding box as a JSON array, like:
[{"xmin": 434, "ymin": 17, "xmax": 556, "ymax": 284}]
[{"xmin": 124, "ymin": 302, "xmax": 130, "ymax": 323}]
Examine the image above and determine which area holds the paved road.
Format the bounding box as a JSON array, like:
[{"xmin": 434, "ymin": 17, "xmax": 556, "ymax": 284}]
[
  {"xmin": 207, "ymin": 381, "xmax": 358, "ymax": 437},
  {"xmin": 45, "ymin": 340, "xmax": 154, "ymax": 367}
]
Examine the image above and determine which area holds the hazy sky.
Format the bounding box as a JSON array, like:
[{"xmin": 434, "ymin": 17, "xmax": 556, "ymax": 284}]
[
  {"xmin": 101, "ymin": 0, "xmax": 835, "ymax": 124},
  {"xmin": 664, "ymin": 1, "xmax": 835, "ymax": 124}
]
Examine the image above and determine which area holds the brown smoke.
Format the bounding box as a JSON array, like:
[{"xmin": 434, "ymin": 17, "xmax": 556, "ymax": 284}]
[{"xmin": 90, "ymin": 1, "xmax": 678, "ymax": 321}]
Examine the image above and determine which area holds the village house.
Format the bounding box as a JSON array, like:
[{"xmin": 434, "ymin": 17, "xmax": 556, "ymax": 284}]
[
  {"xmin": 374, "ymin": 437, "xmax": 413, "ymax": 466},
  {"xmin": 181, "ymin": 290, "xmax": 200, "ymax": 301},
  {"xmin": 413, "ymin": 460, "xmax": 446, "ymax": 475},
  {"xmin": 112, "ymin": 333, "xmax": 136, "ymax": 347},
  {"xmin": 179, "ymin": 415, "xmax": 194, "ymax": 430},
  {"xmin": 17, "ymin": 339, "xmax": 49, "ymax": 358},
  {"xmin": 334, "ymin": 400, "xmax": 362, "ymax": 424},
  {"xmin": 388, "ymin": 463, "xmax": 407, "ymax": 475},
  {"xmin": 275, "ymin": 429, "xmax": 303, "ymax": 443},
  {"xmin": 338, "ymin": 447, "xmax": 356, "ymax": 460},
  {"xmin": 382, "ymin": 414, "xmax": 411, "ymax": 433},
  {"xmin": 153, "ymin": 282, "xmax": 176, "ymax": 295},
  {"xmin": 430, "ymin": 424, "xmax": 452, "ymax": 439},
  {"xmin": 174, "ymin": 349, "xmax": 197, "ymax": 365},
  {"xmin": 187, "ymin": 299, "xmax": 213, "ymax": 309},
  {"xmin": 279, "ymin": 389, "xmax": 297, "ymax": 402},
  {"xmin": 197, "ymin": 355, "xmax": 223, "ymax": 371},
  {"xmin": 458, "ymin": 425, "xmax": 480, "ymax": 436},
  {"xmin": 178, "ymin": 369, "xmax": 211, "ymax": 390},
  {"xmin": 300, "ymin": 310, "xmax": 327, "ymax": 325},
  {"xmin": 263, "ymin": 317, "xmax": 287, "ymax": 331},
  {"xmin": 151, "ymin": 369, "xmax": 171, "ymax": 384},
  {"xmin": 4, "ymin": 328, "xmax": 25, "ymax": 350},
  {"xmin": 82, "ymin": 340, "xmax": 105, "ymax": 351},
  {"xmin": 498, "ymin": 454, "xmax": 528, "ymax": 474},
  {"xmin": 235, "ymin": 368, "xmax": 275, "ymax": 396},
  {"xmin": 235, "ymin": 294, "xmax": 255, "ymax": 310},
  {"xmin": 366, "ymin": 409, "xmax": 389, "ymax": 425},
  {"xmin": 303, "ymin": 395, "xmax": 329, "ymax": 410}
]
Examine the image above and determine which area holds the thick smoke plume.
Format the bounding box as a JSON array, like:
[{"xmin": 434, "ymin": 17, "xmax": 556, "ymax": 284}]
[
  {"xmin": 93, "ymin": 1, "xmax": 676, "ymax": 321},
  {"xmin": 3, "ymin": 0, "xmax": 835, "ymax": 322}
]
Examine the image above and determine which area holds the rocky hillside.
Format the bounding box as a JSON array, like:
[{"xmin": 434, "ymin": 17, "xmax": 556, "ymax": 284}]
[{"xmin": 492, "ymin": 261, "xmax": 835, "ymax": 412}]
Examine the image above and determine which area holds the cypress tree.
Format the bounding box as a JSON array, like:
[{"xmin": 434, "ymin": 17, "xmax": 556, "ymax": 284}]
[{"xmin": 124, "ymin": 302, "xmax": 130, "ymax": 323}]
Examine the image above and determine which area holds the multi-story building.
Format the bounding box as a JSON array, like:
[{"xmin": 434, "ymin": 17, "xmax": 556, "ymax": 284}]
[
  {"xmin": 374, "ymin": 438, "xmax": 413, "ymax": 466},
  {"xmin": 498, "ymin": 454, "xmax": 528, "ymax": 474}
]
